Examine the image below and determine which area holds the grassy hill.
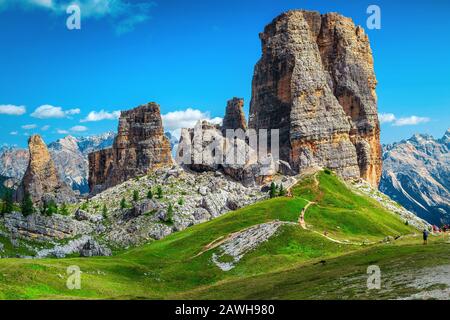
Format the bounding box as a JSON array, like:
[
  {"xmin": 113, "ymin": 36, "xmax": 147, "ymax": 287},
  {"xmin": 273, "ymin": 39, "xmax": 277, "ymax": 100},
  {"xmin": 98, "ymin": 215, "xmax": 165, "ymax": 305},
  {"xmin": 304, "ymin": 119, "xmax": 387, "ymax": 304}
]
[{"xmin": 0, "ymin": 170, "xmax": 447, "ymax": 300}]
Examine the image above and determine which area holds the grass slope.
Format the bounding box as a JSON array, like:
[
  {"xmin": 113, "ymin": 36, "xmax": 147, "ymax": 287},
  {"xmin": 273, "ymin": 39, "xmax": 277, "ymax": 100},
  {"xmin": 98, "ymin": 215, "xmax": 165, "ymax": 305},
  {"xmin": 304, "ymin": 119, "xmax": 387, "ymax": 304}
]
[{"xmin": 0, "ymin": 171, "xmax": 434, "ymax": 300}]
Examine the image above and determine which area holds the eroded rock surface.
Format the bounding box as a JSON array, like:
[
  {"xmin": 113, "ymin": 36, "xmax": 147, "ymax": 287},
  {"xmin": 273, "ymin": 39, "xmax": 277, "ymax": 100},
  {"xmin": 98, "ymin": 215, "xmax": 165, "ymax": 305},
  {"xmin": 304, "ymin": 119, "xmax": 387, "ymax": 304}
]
[
  {"xmin": 15, "ymin": 135, "xmax": 76, "ymax": 205},
  {"xmin": 248, "ymin": 10, "xmax": 382, "ymax": 187},
  {"xmin": 89, "ymin": 103, "xmax": 173, "ymax": 193}
]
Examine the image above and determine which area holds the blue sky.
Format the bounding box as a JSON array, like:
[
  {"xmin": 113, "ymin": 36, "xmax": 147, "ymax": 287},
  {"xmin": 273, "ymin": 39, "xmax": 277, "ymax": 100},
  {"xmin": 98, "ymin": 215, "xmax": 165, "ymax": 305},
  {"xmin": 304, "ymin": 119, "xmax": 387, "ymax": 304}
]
[{"xmin": 0, "ymin": 0, "xmax": 449, "ymax": 147}]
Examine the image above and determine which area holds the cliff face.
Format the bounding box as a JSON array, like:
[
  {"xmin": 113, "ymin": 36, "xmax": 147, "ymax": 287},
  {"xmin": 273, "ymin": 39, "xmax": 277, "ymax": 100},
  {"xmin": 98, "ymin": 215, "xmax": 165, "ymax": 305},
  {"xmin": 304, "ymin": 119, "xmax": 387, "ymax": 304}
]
[
  {"xmin": 88, "ymin": 103, "xmax": 173, "ymax": 193},
  {"xmin": 16, "ymin": 135, "xmax": 76, "ymax": 205},
  {"xmin": 248, "ymin": 10, "xmax": 382, "ymax": 187}
]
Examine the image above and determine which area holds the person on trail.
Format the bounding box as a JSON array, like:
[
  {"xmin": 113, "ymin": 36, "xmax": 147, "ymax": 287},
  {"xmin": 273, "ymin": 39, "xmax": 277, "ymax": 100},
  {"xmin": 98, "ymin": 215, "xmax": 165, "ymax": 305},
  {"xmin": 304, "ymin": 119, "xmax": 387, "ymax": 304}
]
[{"xmin": 423, "ymin": 229, "xmax": 429, "ymax": 245}]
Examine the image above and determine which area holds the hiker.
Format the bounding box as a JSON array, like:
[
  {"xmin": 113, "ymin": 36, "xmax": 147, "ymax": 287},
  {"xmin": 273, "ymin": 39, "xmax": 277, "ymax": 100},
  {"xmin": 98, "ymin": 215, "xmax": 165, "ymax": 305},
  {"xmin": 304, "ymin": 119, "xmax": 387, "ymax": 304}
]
[{"xmin": 423, "ymin": 229, "xmax": 429, "ymax": 245}]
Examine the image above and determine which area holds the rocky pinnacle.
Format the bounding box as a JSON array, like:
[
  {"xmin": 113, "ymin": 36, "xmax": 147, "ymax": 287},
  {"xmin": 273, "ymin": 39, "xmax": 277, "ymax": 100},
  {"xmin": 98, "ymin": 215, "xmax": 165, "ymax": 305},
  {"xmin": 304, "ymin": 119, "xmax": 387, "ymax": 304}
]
[{"xmin": 248, "ymin": 10, "xmax": 382, "ymax": 187}]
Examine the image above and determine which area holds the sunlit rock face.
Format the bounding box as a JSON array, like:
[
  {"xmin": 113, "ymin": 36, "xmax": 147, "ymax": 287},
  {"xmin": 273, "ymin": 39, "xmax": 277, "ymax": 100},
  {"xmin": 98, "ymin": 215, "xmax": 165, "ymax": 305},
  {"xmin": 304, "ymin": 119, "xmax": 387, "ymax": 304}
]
[
  {"xmin": 15, "ymin": 135, "xmax": 77, "ymax": 205},
  {"xmin": 248, "ymin": 10, "xmax": 382, "ymax": 187},
  {"xmin": 88, "ymin": 103, "xmax": 173, "ymax": 193}
]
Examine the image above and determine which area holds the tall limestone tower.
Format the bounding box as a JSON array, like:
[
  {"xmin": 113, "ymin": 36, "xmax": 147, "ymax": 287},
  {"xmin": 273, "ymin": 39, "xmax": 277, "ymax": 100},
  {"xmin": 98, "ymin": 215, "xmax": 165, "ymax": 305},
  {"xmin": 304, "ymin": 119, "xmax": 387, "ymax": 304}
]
[{"xmin": 248, "ymin": 10, "xmax": 382, "ymax": 187}]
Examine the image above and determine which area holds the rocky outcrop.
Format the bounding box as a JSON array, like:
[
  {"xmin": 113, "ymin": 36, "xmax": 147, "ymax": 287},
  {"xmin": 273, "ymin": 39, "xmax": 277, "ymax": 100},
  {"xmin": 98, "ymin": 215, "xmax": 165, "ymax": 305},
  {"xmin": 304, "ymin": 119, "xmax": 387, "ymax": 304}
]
[
  {"xmin": 248, "ymin": 10, "xmax": 382, "ymax": 187},
  {"xmin": 2, "ymin": 212, "xmax": 93, "ymax": 242},
  {"xmin": 88, "ymin": 103, "xmax": 173, "ymax": 193},
  {"xmin": 15, "ymin": 135, "xmax": 76, "ymax": 205},
  {"xmin": 222, "ymin": 97, "xmax": 247, "ymax": 133},
  {"xmin": 177, "ymin": 120, "xmax": 278, "ymax": 186},
  {"xmin": 380, "ymin": 130, "xmax": 450, "ymax": 225}
]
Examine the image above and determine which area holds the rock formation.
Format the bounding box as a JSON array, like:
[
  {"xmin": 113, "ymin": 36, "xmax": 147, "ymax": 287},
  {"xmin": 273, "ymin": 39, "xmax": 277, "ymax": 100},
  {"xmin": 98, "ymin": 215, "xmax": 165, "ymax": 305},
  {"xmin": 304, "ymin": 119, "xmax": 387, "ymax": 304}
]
[
  {"xmin": 248, "ymin": 10, "xmax": 382, "ymax": 187},
  {"xmin": 15, "ymin": 135, "xmax": 77, "ymax": 205},
  {"xmin": 89, "ymin": 102, "xmax": 173, "ymax": 193},
  {"xmin": 222, "ymin": 97, "xmax": 247, "ymax": 133}
]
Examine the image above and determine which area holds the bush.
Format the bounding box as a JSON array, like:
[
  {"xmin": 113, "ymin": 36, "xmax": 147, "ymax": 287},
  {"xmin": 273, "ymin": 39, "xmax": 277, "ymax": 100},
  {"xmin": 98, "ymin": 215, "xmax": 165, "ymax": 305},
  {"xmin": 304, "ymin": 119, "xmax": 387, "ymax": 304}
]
[
  {"xmin": 102, "ymin": 204, "xmax": 108, "ymax": 218},
  {"xmin": 42, "ymin": 200, "xmax": 58, "ymax": 216},
  {"xmin": 21, "ymin": 193, "xmax": 34, "ymax": 217},
  {"xmin": 178, "ymin": 197, "xmax": 184, "ymax": 206},
  {"xmin": 147, "ymin": 190, "xmax": 153, "ymax": 199},
  {"xmin": 59, "ymin": 203, "xmax": 70, "ymax": 216},
  {"xmin": 133, "ymin": 190, "xmax": 139, "ymax": 202},
  {"xmin": 80, "ymin": 201, "xmax": 88, "ymax": 210},
  {"xmin": 324, "ymin": 168, "xmax": 332, "ymax": 175}
]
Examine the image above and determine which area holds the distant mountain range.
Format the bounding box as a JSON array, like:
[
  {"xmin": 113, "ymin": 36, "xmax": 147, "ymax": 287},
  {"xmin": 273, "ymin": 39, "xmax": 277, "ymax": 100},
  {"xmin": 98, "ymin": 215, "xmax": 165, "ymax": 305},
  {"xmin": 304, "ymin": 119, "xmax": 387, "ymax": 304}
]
[
  {"xmin": 0, "ymin": 132, "xmax": 116, "ymax": 194},
  {"xmin": 380, "ymin": 129, "xmax": 450, "ymax": 225},
  {"xmin": 0, "ymin": 132, "xmax": 179, "ymax": 195}
]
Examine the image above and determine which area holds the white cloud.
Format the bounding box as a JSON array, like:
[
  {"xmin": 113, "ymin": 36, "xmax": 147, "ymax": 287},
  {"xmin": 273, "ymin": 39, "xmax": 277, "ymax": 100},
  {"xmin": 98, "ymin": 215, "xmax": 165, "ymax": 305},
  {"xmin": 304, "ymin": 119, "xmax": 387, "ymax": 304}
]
[
  {"xmin": 10, "ymin": 131, "xmax": 18, "ymax": 135},
  {"xmin": 379, "ymin": 113, "xmax": 396, "ymax": 124},
  {"xmin": 31, "ymin": 105, "xmax": 80, "ymax": 119},
  {"xmin": 41, "ymin": 125, "xmax": 50, "ymax": 131},
  {"xmin": 162, "ymin": 108, "xmax": 223, "ymax": 138},
  {"xmin": 56, "ymin": 129, "xmax": 69, "ymax": 134},
  {"xmin": 1, "ymin": 0, "xmax": 156, "ymax": 34},
  {"xmin": 70, "ymin": 125, "xmax": 88, "ymax": 132},
  {"xmin": 21, "ymin": 124, "xmax": 37, "ymax": 130},
  {"xmin": 81, "ymin": 110, "xmax": 121, "ymax": 122},
  {"xmin": 0, "ymin": 104, "xmax": 26, "ymax": 115},
  {"xmin": 393, "ymin": 116, "xmax": 430, "ymax": 127},
  {"xmin": 379, "ymin": 113, "xmax": 431, "ymax": 127}
]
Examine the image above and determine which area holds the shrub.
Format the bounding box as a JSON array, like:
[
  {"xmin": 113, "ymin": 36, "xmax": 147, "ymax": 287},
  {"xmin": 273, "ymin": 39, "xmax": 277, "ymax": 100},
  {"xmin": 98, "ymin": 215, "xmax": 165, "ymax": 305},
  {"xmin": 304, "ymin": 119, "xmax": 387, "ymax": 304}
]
[
  {"xmin": 59, "ymin": 203, "xmax": 69, "ymax": 216},
  {"xmin": 178, "ymin": 197, "xmax": 184, "ymax": 206},
  {"xmin": 102, "ymin": 204, "xmax": 108, "ymax": 218},
  {"xmin": 147, "ymin": 189, "xmax": 153, "ymax": 199},
  {"xmin": 324, "ymin": 168, "xmax": 332, "ymax": 175},
  {"xmin": 42, "ymin": 200, "xmax": 58, "ymax": 216}
]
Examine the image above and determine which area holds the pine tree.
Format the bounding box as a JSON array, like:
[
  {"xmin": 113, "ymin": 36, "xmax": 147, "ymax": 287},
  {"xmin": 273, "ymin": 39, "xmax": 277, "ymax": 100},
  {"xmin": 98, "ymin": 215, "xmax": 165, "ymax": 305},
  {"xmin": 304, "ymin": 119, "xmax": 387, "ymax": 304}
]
[
  {"xmin": 133, "ymin": 190, "xmax": 139, "ymax": 202},
  {"xmin": 166, "ymin": 203, "xmax": 174, "ymax": 224},
  {"xmin": 120, "ymin": 197, "xmax": 127, "ymax": 209},
  {"xmin": 102, "ymin": 204, "xmax": 108, "ymax": 218},
  {"xmin": 1, "ymin": 189, "xmax": 13, "ymax": 214},
  {"xmin": 278, "ymin": 184, "xmax": 286, "ymax": 197},
  {"xmin": 269, "ymin": 182, "xmax": 277, "ymax": 198},
  {"xmin": 44, "ymin": 200, "xmax": 58, "ymax": 216},
  {"xmin": 156, "ymin": 186, "xmax": 163, "ymax": 199},
  {"xmin": 21, "ymin": 193, "xmax": 34, "ymax": 217},
  {"xmin": 147, "ymin": 189, "xmax": 153, "ymax": 199}
]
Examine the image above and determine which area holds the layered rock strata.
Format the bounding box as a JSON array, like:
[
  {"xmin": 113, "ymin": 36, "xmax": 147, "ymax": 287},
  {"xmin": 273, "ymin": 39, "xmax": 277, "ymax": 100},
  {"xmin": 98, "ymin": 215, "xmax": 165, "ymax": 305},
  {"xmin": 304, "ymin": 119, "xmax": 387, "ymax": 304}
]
[
  {"xmin": 88, "ymin": 103, "xmax": 173, "ymax": 193},
  {"xmin": 248, "ymin": 10, "xmax": 382, "ymax": 187}
]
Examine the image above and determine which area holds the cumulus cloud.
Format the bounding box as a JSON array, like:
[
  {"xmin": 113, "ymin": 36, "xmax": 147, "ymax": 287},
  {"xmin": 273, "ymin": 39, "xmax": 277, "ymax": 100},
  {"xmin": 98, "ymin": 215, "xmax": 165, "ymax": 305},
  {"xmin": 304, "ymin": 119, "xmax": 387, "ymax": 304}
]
[
  {"xmin": 41, "ymin": 125, "xmax": 50, "ymax": 131},
  {"xmin": 70, "ymin": 125, "xmax": 88, "ymax": 132},
  {"xmin": 379, "ymin": 113, "xmax": 396, "ymax": 124},
  {"xmin": 379, "ymin": 113, "xmax": 431, "ymax": 127},
  {"xmin": 1, "ymin": 0, "xmax": 156, "ymax": 34},
  {"xmin": 162, "ymin": 108, "xmax": 223, "ymax": 138},
  {"xmin": 56, "ymin": 129, "xmax": 69, "ymax": 134},
  {"xmin": 21, "ymin": 124, "xmax": 37, "ymax": 130},
  {"xmin": 10, "ymin": 131, "xmax": 18, "ymax": 135},
  {"xmin": 0, "ymin": 104, "xmax": 26, "ymax": 115},
  {"xmin": 81, "ymin": 110, "xmax": 121, "ymax": 122},
  {"xmin": 31, "ymin": 105, "xmax": 80, "ymax": 119}
]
